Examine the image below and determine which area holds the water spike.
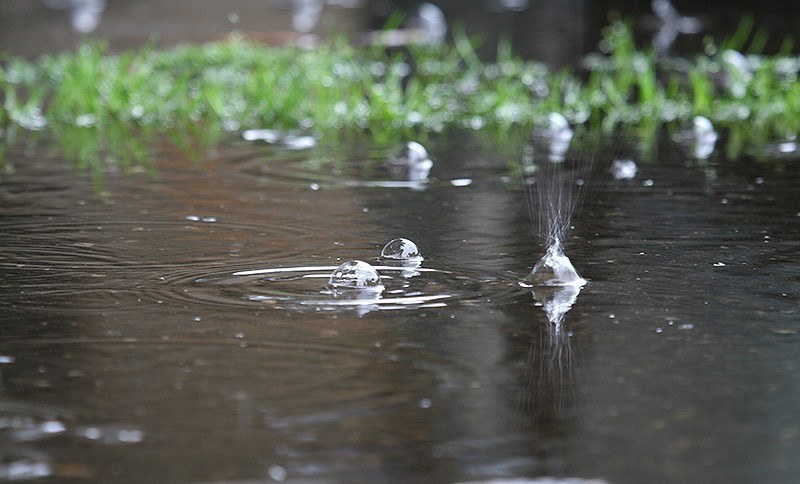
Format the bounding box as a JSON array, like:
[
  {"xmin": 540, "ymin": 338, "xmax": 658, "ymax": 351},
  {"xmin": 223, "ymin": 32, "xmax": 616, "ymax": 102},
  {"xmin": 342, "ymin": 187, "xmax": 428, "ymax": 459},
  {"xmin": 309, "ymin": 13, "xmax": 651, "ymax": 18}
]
[{"xmin": 523, "ymin": 244, "xmax": 586, "ymax": 288}]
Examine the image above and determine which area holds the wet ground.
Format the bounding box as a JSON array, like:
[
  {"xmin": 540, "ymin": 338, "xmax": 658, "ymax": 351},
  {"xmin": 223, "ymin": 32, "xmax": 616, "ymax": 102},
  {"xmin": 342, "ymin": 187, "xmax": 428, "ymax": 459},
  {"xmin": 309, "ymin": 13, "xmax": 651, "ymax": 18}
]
[{"xmin": 1, "ymin": 131, "xmax": 799, "ymax": 483}]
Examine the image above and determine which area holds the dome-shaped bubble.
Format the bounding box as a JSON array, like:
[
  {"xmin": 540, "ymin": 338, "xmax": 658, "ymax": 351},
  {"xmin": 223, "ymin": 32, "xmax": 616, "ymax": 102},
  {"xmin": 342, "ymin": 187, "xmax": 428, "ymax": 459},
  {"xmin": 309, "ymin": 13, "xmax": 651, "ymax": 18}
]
[
  {"xmin": 328, "ymin": 260, "xmax": 383, "ymax": 289},
  {"xmin": 391, "ymin": 141, "xmax": 430, "ymax": 166},
  {"xmin": 380, "ymin": 238, "xmax": 423, "ymax": 262},
  {"xmin": 524, "ymin": 246, "xmax": 586, "ymax": 287}
]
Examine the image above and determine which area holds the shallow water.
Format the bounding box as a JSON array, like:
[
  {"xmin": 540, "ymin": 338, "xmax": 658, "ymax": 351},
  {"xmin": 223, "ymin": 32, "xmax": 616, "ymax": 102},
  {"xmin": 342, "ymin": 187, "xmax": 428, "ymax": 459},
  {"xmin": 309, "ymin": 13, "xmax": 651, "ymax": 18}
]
[{"xmin": 1, "ymin": 132, "xmax": 799, "ymax": 483}]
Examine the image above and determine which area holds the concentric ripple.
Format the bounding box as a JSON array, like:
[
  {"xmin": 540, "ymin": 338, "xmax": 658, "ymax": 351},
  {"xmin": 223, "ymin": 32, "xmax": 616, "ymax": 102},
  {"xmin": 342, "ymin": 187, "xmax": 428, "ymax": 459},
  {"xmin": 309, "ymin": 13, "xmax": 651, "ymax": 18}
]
[{"xmin": 146, "ymin": 261, "xmax": 520, "ymax": 313}]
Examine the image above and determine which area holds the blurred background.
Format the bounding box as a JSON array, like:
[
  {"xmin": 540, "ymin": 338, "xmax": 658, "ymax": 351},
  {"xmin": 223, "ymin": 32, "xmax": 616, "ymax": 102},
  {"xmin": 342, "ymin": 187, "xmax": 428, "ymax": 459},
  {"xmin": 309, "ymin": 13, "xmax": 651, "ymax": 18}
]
[{"xmin": 2, "ymin": 0, "xmax": 798, "ymax": 62}]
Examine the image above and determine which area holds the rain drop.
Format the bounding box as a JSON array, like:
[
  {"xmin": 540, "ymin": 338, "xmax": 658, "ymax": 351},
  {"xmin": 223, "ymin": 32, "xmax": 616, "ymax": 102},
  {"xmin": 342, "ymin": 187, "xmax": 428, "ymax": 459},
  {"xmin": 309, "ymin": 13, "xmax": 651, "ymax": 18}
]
[{"xmin": 611, "ymin": 159, "xmax": 638, "ymax": 180}]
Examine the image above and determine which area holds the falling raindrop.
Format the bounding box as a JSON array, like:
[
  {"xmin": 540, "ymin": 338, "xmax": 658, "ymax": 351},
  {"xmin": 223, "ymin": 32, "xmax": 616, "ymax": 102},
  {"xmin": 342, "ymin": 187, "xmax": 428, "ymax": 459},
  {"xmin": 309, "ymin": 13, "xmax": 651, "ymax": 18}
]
[{"xmin": 328, "ymin": 260, "xmax": 383, "ymax": 290}]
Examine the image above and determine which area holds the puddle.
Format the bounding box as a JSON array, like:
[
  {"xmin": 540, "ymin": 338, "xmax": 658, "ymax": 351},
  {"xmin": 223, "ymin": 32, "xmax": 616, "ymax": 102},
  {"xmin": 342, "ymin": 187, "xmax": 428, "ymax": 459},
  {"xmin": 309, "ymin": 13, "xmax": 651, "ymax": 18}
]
[{"xmin": 1, "ymin": 115, "xmax": 799, "ymax": 484}]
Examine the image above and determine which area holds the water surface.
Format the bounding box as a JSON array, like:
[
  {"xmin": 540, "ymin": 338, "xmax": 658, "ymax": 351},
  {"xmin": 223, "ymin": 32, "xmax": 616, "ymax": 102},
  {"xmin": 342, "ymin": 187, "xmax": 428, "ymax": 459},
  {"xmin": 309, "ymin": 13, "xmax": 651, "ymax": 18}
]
[{"xmin": 1, "ymin": 133, "xmax": 799, "ymax": 483}]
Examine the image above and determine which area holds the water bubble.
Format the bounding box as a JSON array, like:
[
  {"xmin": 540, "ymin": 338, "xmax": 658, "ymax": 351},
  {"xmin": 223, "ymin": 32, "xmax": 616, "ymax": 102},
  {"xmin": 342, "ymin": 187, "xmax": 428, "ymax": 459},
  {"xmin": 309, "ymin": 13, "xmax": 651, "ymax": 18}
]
[
  {"xmin": 242, "ymin": 129, "xmax": 280, "ymax": 143},
  {"xmin": 417, "ymin": 3, "xmax": 447, "ymax": 44},
  {"xmin": 268, "ymin": 465, "xmax": 288, "ymax": 481},
  {"xmin": 391, "ymin": 141, "xmax": 429, "ymax": 165},
  {"xmin": 380, "ymin": 238, "xmax": 423, "ymax": 262},
  {"xmin": 327, "ymin": 260, "xmax": 383, "ymax": 290},
  {"xmin": 611, "ymin": 159, "xmax": 638, "ymax": 180},
  {"xmin": 389, "ymin": 142, "xmax": 433, "ymax": 189},
  {"xmin": 523, "ymin": 245, "xmax": 586, "ymax": 287}
]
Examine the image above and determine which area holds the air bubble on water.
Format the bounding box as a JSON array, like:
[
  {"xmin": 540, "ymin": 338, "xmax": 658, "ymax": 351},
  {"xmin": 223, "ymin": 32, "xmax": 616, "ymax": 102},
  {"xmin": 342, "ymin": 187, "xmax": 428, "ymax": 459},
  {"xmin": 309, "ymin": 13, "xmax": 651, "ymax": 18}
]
[
  {"xmin": 268, "ymin": 464, "xmax": 288, "ymax": 481},
  {"xmin": 391, "ymin": 141, "xmax": 429, "ymax": 165},
  {"xmin": 693, "ymin": 116, "xmax": 717, "ymax": 140},
  {"xmin": 611, "ymin": 159, "xmax": 638, "ymax": 180},
  {"xmin": 283, "ymin": 134, "xmax": 316, "ymax": 150},
  {"xmin": 380, "ymin": 238, "xmax": 423, "ymax": 263},
  {"xmin": 389, "ymin": 141, "xmax": 433, "ymax": 189},
  {"xmin": 522, "ymin": 245, "xmax": 586, "ymax": 288},
  {"xmin": 242, "ymin": 129, "xmax": 280, "ymax": 143},
  {"xmin": 327, "ymin": 260, "xmax": 384, "ymax": 290}
]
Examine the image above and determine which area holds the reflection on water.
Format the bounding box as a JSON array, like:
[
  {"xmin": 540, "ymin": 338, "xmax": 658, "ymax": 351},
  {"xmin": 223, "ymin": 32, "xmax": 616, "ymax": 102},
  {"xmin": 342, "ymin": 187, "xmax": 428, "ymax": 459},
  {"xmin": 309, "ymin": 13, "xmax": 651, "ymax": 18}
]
[{"xmin": 0, "ymin": 134, "xmax": 799, "ymax": 482}]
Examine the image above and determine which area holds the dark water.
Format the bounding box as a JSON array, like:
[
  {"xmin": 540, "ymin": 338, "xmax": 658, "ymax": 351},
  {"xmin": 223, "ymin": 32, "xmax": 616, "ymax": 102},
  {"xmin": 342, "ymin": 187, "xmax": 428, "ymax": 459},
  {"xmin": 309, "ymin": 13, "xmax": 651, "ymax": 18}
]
[{"xmin": 1, "ymin": 131, "xmax": 799, "ymax": 483}]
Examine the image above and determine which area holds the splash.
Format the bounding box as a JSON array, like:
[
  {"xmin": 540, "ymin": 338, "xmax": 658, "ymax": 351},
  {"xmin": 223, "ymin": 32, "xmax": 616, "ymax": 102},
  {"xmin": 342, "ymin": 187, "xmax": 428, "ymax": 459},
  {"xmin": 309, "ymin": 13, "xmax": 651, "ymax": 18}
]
[
  {"xmin": 523, "ymin": 243, "xmax": 586, "ymax": 288},
  {"xmin": 521, "ymin": 114, "xmax": 587, "ymax": 308}
]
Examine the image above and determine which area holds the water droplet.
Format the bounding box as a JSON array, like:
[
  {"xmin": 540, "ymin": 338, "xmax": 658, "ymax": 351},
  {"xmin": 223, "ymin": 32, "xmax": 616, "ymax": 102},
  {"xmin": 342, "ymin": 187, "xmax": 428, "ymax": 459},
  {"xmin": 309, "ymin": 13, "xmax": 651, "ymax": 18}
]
[
  {"xmin": 283, "ymin": 134, "xmax": 316, "ymax": 150},
  {"xmin": 418, "ymin": 398, "xmax": 433, "ymax": 409},
  {"xmin": 713, "ymin": 262, "xmax": 726, "ymax": 267},
  {"xmin": 0, "ymin": 355, "xmax": 14, "ymax": 364},
  {"xmin": 523, "ymin": 245, "xmax": 586, "ymax": 287},
  {"xmin": 328, "ymin": 260, "xmax": 383, "ymax": 289},
  {"xmin": 391, "ymin": 141, "xmax": 429, "ymax": 165},
  {"xmin": 309, "ymin": 183, "xmax": 320, "ymax": 191},
  {"xmin": 268, "ymin": 465, "xmax": 288, "ymax": 481},
  {"xmin": 417, "ymin": 3, "xmax": 447, "ymax": 44},
  {"xmin": 678, "ymin": 323, "xmax": 694, "ymax": 330},
  {"xmin": 185, "ymin": 215, "xmax": 200, "ymax": 221},
  {"xmin": 242, "ymin": 129, "xmax": 280, "ymax": 143},
  {"xmin": 611, "ymin": 159, "xmax": 638, "ymax": 180},
  {"xmin": 656, "ymin": 327, "xmax": 663, "ymax": 334},
  {"xmin": 642, "ymin": 179, "xmax": 655, "ymax": 187},
  {"xmin": 450, "ymin": 178, "xmax": 472, "ymax": 187},
  {"xmin": 380, "ymin": 238, "xmax": 423, "ymax": 262}
]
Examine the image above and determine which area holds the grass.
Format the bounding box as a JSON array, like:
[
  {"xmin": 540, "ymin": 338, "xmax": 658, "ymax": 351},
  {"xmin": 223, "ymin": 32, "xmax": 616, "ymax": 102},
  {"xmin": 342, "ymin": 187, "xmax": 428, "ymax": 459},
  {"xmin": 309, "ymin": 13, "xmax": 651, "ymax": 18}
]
[{"xmin": 0, "ymin": 18, "xmax": 798, "ymax": 172}]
